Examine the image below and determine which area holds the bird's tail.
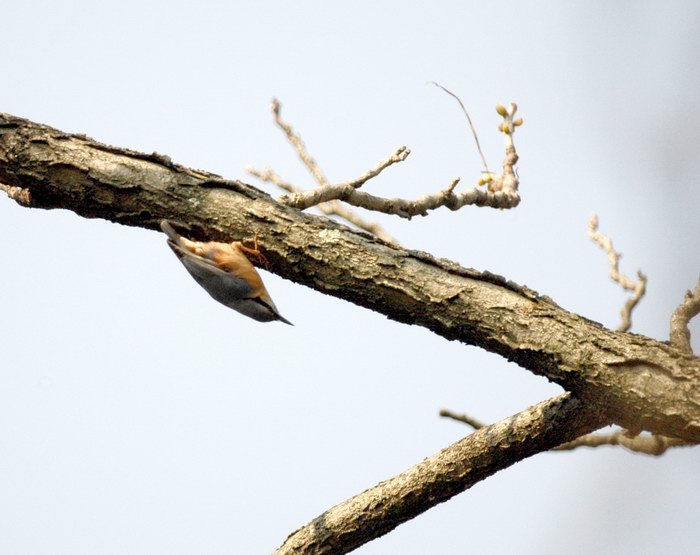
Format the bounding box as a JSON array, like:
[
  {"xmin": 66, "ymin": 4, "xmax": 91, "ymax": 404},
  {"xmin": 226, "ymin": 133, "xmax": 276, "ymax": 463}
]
[{"xmin": 160, "ymin": 220, "xmax": 182, "ymax": 244}]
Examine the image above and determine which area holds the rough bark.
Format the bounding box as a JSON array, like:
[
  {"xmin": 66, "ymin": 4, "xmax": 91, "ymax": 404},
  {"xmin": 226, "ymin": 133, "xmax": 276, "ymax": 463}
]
[
  {"xmin": 1, "ymin": 112, "xmax": 699, "ymax": 445},
  {"xmin": 274, "ymin": 393, "xmax": 602, "ymax": 555}
]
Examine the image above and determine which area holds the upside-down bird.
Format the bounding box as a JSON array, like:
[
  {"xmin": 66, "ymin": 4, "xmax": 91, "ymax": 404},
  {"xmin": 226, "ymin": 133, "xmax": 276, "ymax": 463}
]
[{"xmin": 161, "ymin": 221, "xmax": 292, "ymax": 325}]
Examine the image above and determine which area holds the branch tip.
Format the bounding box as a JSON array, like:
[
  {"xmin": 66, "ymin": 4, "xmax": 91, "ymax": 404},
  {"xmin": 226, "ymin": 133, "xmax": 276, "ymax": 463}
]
[
  {"xmin": 261, "ymin": 92, "xmax": 522, "ymax": 224},
  {"xmin": 670, "ymin": 278, "xmax": 700, "ymax": 353},
  {"xmin": 252, "ymin": 98, "xmax": 399, "ymax": 242},
  {"xmin": 430, "ymin": 81, "xmax": 490, "ymax": 173},
  {"xmin": 587, "ymin": 214, "xmax": 647, "ymax": 332}
]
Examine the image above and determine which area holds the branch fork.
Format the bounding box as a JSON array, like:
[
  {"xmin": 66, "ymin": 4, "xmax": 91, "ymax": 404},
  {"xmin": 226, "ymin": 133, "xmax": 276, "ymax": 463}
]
[{"xmin": 249, "ymin": 93, "xmax": 523, "ymax": 241}]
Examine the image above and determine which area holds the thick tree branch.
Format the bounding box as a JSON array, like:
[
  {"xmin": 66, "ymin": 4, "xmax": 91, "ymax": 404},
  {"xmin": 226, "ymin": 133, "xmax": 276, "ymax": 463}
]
[
  {"xmin": 2, "ymin": 113, "xmax": 700, "ymax": 442},
  {"xmin": 275, "ymin": 393, "xmax": 605, "ymax": 555},
  {"xmin": 439, "ymin": 409, "xmax": 690, "ymax": 456}
]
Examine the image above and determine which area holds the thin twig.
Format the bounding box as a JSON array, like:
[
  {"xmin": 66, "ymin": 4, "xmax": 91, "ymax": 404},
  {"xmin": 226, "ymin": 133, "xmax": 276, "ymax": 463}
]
[
  {"xmin": 264, "ymin": 97, "xmax": 521, "ymax": 219},
  {"xmin": 271, "ymin": 98, "xmax": 410, "ymax": 191},
  {"xmin": 587, "ymin": 214, "xmax": 647, "ymax": 332},
  {"xmin": 670, "ymin": 278, "xmax": 700, "ymax": 353},
  {"xmin": 429, "ymin": 81, "xmax": 490, "ymax": 173},
  {"xmin": 440, "ymin": 409, "xmax": 691, "ymax": 456},
  {"xmin": 438, "ymin": 409, "xmax": 485, "ymax": 429},
  {"xmin": 281, "ymin": 174, "xmax": 519, "ymax": 216},
  {"xmin": 247, "ymin": 167, "xmax": 397, "ymax": 243},
  {"xmin": 246, "ymin": 167, "xmax": 298, "ymax": 195},
  {"xmin": 272, "ymin": 98, "xmax": 329, "ymax": 186},
  {"xmin": 556, "ymin": 430, "xmax": 690, "ymax": 455},
  {"xmin": 340, "ymin": 146, "xmax": 411, "ymax": 189},
  {"xmin": 250, "ymin": 99, "xmax": 396, "ymax": 242}
]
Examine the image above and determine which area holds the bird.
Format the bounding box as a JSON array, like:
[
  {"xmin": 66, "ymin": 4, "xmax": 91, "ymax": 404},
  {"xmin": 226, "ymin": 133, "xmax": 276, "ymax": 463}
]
[{"xmin": 160, "ymin": 220, "xmax": 293, "ymax": 325}]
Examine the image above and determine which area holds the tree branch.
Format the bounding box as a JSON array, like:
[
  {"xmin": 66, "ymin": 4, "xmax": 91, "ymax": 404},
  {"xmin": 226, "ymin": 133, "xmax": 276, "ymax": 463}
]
[
  {"xmin": 266, "ymin": 99, "xmax": 520, "ymax": 218},
  {"xmin": 587, "ymin": 214, "xmax": 647, "ymax": 332},
  {"xmin": 275, "ymin": 145, "xmax": 411, "ymax": 209},
  {"xmin": 275, "ymin": 393, "xmax": 605, "ymax": 555},
  {"xmin": 555, "ymin": 430, "xmax": 690, "ymax": 455},
  {"xmin": 248, "ymin": 98, "xmax": 397, "ymax": 243},
  {"xmin": 439, "ymin": 409, "xmax": 691, "ymax": 456},
  {"xmin": 429, "ymin": 81, "xmax": 491, "ymax": 173},
  {"xmin": 247, "ymin": 166, "xmax": 398, "ymax": 245},
  {"xmin": 670, "ymin": 278, "xmax": 700, "ymax": 354},
  {"xmin": 270, "ymin": 97, "xmax": 330, "ymax": 187},
  {"xmin": 2, "ymin": 113, "xmax": 700, "ymax": 442}
]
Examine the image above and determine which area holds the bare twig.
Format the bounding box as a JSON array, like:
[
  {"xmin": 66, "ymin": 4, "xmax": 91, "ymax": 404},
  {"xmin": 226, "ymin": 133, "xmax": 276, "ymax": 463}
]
[
  {"xmin": 277, "ymin": 146, "xmax": 412, "ymax": 208},
  {"xmin": 556, "ymin": 430, "xmax": 691, "ymax": 455},
  {"xmin": 271, "ymin": 98, "xmax": 411, "ymax": 191},
  {"xmin": 438, "ymin": 409, "xmax": 485, "ymax": 429},
  {"xmin": 271, "ymin": 98, "xmax": 329, "ymax": 186},
  {"xmin": 440, "ymin": 409, "xmax": 692, "ymax": 456},
  {"xmin": 587, "ymin": 214, "xmax": 647, "ymax": 332},
  {"xmin": 275, "ymin": 394, "xmax": 604, "ymax": 555},
  {"xmin": 341, "ymin": 146, "xmax": 411, "ymax": 188},
  {"xmin": 247, "ymin": 167, "xmax": 396, "ymax": 243},
  {"xmin": 670, "ymin": 278, "xmax": 700, "ymax": 353},
  {"xmin": 429, "ymin": 81, "xmax": 490, "ymax": 173},
  {"xmin": 265, "ymin": 97, "xmax": 521, "ymax": 219},
  {"xmin": 281, "ymin": 172, "xmax": 520, "ymax": 216},
  {"xmin": 488, "ymin": 101, "xmax": 521, "ymax": 194},
  {"xmin": 428, "ymin": 84, "xmax": 524, "ymax": 201},
  {"xmin": 248, "ymin": 99, "xmax": 397, "ymax": 242},
  {"xmin": 245, "ymin": 167, "xmax": 297, "ymax": 195}
]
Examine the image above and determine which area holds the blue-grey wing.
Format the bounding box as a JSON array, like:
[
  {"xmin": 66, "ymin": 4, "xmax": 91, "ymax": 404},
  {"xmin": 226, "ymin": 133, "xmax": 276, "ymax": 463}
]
[{"xmin": 168, "ymin": 241, "xmax": 253, "ymax": 301}]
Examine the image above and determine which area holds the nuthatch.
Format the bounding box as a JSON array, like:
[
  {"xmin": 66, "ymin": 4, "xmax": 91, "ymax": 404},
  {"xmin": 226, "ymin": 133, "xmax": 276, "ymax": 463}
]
[{"xmin": 161, "ymin": 221, "xmax": 292, "ymax": 325}]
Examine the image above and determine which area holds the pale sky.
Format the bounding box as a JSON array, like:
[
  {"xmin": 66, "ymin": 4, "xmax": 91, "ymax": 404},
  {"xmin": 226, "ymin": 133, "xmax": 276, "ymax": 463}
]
[{"xmin": 1, "ymin": 2, "xmax": 699, "ymax": 554}]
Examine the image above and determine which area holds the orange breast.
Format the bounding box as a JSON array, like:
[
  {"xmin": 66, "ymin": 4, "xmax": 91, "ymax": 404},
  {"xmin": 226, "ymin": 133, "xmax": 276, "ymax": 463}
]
[{"xmin": 210, "ymin": 244, "xmax": 267, "ymax": 299}]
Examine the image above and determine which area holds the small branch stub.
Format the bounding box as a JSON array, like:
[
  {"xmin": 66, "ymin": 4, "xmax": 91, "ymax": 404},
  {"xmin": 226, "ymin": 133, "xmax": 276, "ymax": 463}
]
[
  {"xmin": 0, "ymin": 182, "xmax": 32, "ymax": 205},
  {"xmin": 670, "ymin": 278, "xmax": 700, "ymax": 353}
]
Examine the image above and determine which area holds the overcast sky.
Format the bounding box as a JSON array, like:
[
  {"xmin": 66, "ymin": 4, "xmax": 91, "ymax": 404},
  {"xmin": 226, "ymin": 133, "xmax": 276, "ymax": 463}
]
[{"xmin": 2, "ymin": 2, "xmax": 699, "ymax": 554}]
